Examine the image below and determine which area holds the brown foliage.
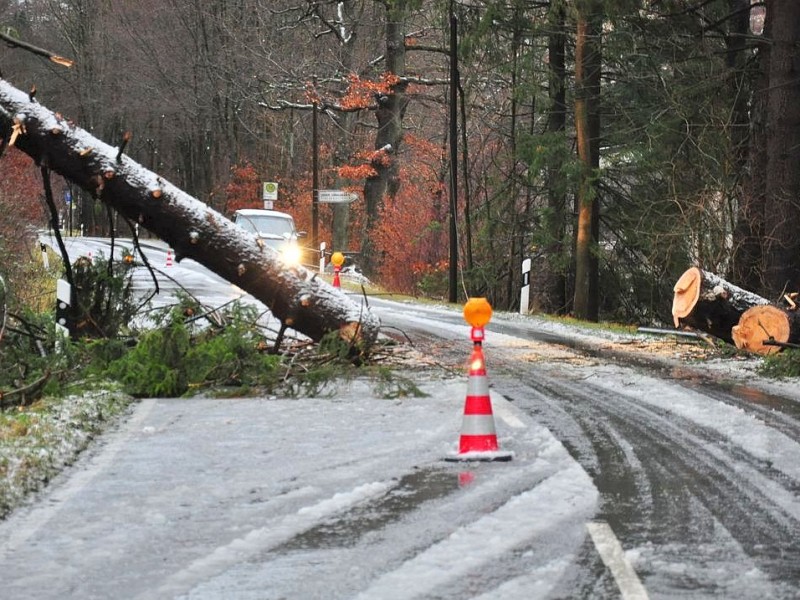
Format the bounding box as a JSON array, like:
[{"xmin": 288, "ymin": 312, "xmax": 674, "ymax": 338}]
[
  {"xmin": 0, "ymin": 148, "xmax": 45, "ymax": 253},
  {"xmin": 371, "ymin": 135, "xmax": 449, "ymax": 295},
  {"xmin": 223, "ymin": 161, "xmax": 261, "ymax": 216}
]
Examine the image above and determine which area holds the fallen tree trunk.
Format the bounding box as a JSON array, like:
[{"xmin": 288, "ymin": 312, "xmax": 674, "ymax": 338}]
[
  {"xmin": 731, "ymin": 305, "xmax": 800, "ymax": 355},
  {"xmin": 0, "ymin": 78, "xmax": 379, "ymax": 351},
  {"xmin": 672, "ymin": 266, "xmax": 770, "ymax": 344}
]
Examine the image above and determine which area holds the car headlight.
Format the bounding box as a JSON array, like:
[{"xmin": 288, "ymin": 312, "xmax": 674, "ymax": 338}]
[{"xmin": 281, "ymin": 243, "xmax": 302, "ymax": 266}]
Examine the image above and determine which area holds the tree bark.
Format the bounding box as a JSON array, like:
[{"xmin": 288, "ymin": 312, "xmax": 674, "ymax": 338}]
[
  {"xmin": 572, "ymin": 4, "xmax": 602, "ymax": 321},
  {"xmin": 730, "ymin": 0, "xmax": 765, "ymax": 292},
  {"xmin": 0, "ymin": 78, "xmax": 380, "ymax": 351},
  {"xmin": 731, "ymin": 304, "xmax": 800, "ymax": 355},
  {"xmin": 763, "ymin": 0, "xmax": 800, "ymax": 295},
  {"xmin": 672, "ymin": 266, "xmax": 770, "ymax": 344},
  {"xmin": 360, "ymin": 1, "xmax": 409, "ymax": 276},
  {"xmin": 532, "ymin": 0, "xmax": 568, "ymax": 315}
]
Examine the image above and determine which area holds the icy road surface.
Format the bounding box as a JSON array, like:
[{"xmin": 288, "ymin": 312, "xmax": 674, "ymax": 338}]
[
  {"xmin": 372, "ymin": 298, "xmax": 800, "ymax": 599},
  {"xmin": 5, "ymin": 235, "xmax": 798, "ymax": 599},
  {"xmin": 0, "ymin": 379, "xmax": 600, "ymax": 599}
]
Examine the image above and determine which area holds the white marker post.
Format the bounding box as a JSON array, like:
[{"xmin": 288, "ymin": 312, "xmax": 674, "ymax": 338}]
[
  {"xmin": 40, "ymin": 243, "xmax": 50, "ymax": 270},
  {"xmin": 55, "ymin": 278, "xmax": 72, "ymax": 350},
  {"xmin": 319, "ymin": 241, "xmax": 327, "ymax": 274},
  {"xmin": 519, "ymin": 257, "xmax": 531, "ymax": 315}
]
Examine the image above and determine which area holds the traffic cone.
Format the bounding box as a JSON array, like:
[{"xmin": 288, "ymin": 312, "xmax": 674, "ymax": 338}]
[
  {"xmin": 166, "ymin": 249, "xmax": 173, "ymax": 267},
  {"xmin": 446, "ymin": 343, "xmax": 513, "ymax": 462}
]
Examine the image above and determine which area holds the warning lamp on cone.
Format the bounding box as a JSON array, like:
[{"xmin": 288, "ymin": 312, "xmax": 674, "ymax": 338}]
[
  {"xmin": 446, "ymin": 297, "xmax": 513, "ymax": 462},
  {"xmin": 331, "ymin": 251, "xmax": 344, "ymax": 288},
  {"xmin": 463, "ymin": 297, "xmax": 492, "ymax": 343}
]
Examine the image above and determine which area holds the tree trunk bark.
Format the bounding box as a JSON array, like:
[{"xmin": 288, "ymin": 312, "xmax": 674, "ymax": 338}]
[
  {"xmin": 360, "ymin": 1, "xmax": 408, "ymax": 276},
  {"xmin": 763, "ymin": 0, "xmax": 800, "ymax": 295},
  {"xmin": 672, "ymin": 266, "xmax": 770, "ymax": 344},
  {"xmin": 572, "ymin": 4, "xmax": 602, "ymax": 321},
  {"xmin": 0, "ymin": 78, "xmax": 380, "ymax": 351},
  {"xmin": 731, "ymin": 304, "xmax": 800, "ymax": 355},
  {"xmin": 730, "ymin": 0, "xmax": 766, "ymax": 292},
  {"xmin": 532, "ymin": 0, "xmax": 568, "ymax": 315}
]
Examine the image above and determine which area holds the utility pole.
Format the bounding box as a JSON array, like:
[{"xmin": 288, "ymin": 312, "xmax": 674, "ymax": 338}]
[
  {"xmin": 312, "ymin": 97, "xmax": 320, "ymax": 250},
  {"xmin": 448, "ymin": 5, "xmax": 459, "ymax": 304}
]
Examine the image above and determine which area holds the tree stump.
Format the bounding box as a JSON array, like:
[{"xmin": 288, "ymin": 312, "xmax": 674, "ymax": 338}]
[
  {"xmin": 672, "ymin": 267, "xmax": 770, "ymax": 344},
  {"xmin": 731, "ymin": 305, "xmax": 800, "ymax": 355}
]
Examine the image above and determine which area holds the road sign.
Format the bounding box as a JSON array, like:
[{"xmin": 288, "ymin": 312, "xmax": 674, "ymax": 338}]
[
  {"xmin": 263, "ymin": 200, "xmax": 274, "ymax": 210},
  {"xmin": 64, "ymin": 190, "xmax": 72, "ymax": 204},
  {"xmin": 262, "ymin": 181, "xmax": 278, "ymax": 201},
  {"xmin": 317, "ymin": 190, "xmax": 358, "ymax": 204}
]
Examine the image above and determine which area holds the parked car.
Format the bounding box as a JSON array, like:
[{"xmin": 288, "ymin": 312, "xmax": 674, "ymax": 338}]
[{"xmin": 233, "ymin": 209, "xmax": 307, "ymax": 266}]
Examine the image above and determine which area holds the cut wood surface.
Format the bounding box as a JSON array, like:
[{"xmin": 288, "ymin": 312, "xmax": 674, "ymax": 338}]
[
  {"xmin": 0, "ymin": 78, "xmax": 380, "ymax": 351},
  {"xmin": 732, "ymin": 305, "xmax": 800, "ymax": 355},
  {"xmin": 672, "ymin": 267, "xmax": 770, "ymax": 344}
]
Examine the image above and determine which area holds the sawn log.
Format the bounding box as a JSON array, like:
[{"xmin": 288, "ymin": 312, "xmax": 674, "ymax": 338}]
[
  {"xmin": 672, "ymin": 266, "xmax": 770, "ymax": 344},
  {"xmin": 0, "ymin": 78, "xmax": 379, "ymax": 351},
  {"xmin": 731, "ymin": 305, "xmax": 800, "ymax": 355}
]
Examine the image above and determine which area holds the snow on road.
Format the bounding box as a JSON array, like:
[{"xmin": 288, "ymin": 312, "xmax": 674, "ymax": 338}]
[
  {"xmin": 20, "ymin": 236, "xmax": 799, "ymax": 598},
  {"xmin": 0, "ymin": 375, "xmax": 601, "ymax": 599}
]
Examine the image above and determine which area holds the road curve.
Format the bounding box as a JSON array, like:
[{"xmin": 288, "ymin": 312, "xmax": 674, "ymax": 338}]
[{"xmin": 373, "ymin": 298, "xmax": 800, "ymax": 599}]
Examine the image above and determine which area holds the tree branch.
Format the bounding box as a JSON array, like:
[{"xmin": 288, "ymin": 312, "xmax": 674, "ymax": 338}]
[{"xmin": 0, "ymin": 31, "xmax": 74, "ymax": 67}]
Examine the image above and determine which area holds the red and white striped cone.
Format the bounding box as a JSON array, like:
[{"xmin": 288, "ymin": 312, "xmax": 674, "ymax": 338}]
[
  {"xmin": 446, "ymin": 343, "xmax": 513, "ymax": 462},
  {"xmin": 165, "ymin": 249, "xmax": 174, "ymax": 267}
]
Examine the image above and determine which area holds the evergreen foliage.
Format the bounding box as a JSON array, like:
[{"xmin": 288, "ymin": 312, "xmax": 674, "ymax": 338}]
[
  {"xmin": 100, "ymin": 300, "xmax": 282, "ymax": 398},
  {"xmin": 71, "ymin": 252, "xmax": 139, "ymax": 339},
  {"xmin": 758, "ymin": 350, "xmax": 800, "ymax": 379}
]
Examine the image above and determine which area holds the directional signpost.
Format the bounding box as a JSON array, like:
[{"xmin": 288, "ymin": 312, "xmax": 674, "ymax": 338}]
[{"xmin": 318, "ymin": 190, "xmax": 358, "ymax": 204}]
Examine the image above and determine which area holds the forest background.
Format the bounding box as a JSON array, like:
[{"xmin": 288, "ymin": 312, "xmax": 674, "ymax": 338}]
[{"xmin": 1, "ymin": 0, "xmax": 797, "ymax": 326}]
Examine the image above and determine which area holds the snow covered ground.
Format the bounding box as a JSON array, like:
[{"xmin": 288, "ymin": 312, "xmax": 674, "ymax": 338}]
[{"xmin": 3, "ymin": 234, "xmax": 796, "ymax": 598}]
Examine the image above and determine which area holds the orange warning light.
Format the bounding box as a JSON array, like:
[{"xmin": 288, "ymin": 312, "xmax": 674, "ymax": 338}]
[{"xmin": 463, "ymin": 297, "xmax": 492, "ymax": 328}]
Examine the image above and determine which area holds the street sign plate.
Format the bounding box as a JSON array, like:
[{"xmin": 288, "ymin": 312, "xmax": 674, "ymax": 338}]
[
  {"xmin": 262, "ymin": 182, "xmax": 278, "ymax": 201},
  {"xmin": 318, "ymin": 190, "xmax": 358, "ymax": 204}
]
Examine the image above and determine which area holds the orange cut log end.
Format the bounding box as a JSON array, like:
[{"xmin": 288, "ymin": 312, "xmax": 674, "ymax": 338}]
[
  {"xmin": 731, "ymin": 305, "xmax": 790, "ymax": 355},
  {"xmin": 672, "ymin": 267, "xmax": 702, "ymax": 327}
]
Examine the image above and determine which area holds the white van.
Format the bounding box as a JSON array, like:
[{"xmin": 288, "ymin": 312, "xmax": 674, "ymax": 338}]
[{"xmin": 233, "ymin": 209, "xmax": 307, "ymax": 266}]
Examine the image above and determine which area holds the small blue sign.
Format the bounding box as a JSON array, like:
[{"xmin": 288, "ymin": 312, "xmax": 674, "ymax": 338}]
[{"xmin": 64, "ymin": 190, "xmax": 72, "ymax": 204}]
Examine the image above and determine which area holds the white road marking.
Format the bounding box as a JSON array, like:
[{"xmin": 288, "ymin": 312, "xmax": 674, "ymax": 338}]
[
  {"xmin": 490, "ymin": 392, "xmax": 526, "ymax": 429},
  {"xmin": 587, "ymin": 520, "xmax": 649, "ymax": 600}
]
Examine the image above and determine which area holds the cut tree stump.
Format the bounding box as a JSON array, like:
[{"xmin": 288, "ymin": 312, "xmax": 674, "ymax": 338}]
[
  {"xmin": 672, "ymin": 267, "xmax": 770, "ymax": 344},
  {"xmin": 731, "ymin": 305, "xmax": 800, "ymax": 355}
]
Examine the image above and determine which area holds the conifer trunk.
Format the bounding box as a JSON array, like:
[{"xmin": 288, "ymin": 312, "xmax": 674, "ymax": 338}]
[
  {"xmin": 0, "ymin": 78, "xmax": 380, "ymax": 351},
  {"xmin": 573, "ymin": 4, "xmax": 602, "ymax": 321}
]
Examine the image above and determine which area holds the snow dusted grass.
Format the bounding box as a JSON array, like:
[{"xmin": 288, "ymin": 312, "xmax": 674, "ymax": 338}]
[{"xmin": 0, "ymin": 390, "xmax": 134, "ymax": 519}]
